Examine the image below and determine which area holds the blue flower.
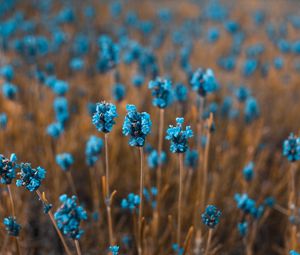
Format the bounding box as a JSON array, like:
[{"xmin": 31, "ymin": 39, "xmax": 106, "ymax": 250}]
[
  {"xmin": 290, "ymin": 251, "xmax": 300, "ymax": 255},
  {"xmin": 190, "ymin": 68, "xmax": 218, "ymax": 97},
  {"xmin": 46, "ymin": 122, "xmax": 64, "ymax": 139},
  {"xmin": 92, "ymin": 102, "xmax": 118, "ymax": 133},
  {"xmin": 207, "ymin": 27, "xmax": 220, "ymax": 43},
  {"xmin": 53, "ymin": 97, "xmax": 69, "ymax": 124},
  {"xmin": 283, "ymin": 133, "xmax": 300, "ymax": 162},
  {"xmin": 56, "ymin": 153, "xmax": 74, "ymax": 172},
  {"xmin": 243, "ymin": 162, "xmax": 254, "ymax": 182},
  {"xmin": 172, "ymin": 243, "xmax": 183, "ymax": 255},
  {"xmin": 122, "ymin": 104, "xmax": 152, "ymax": 147},
  {"xmin": 132, "ymin": 73, "xmax": 144, "ymax": 88},
  {"xmin": 0, "ymin": 113, "xmax": 8, "ymax": 129},
  {"xmin": 174, "ymin": 83, "xmax": 188, "ymax": 103},
  {"xmin": 54, "ymin": 194, "xmax": 87, "ymax": 240},
  {"xmin": 201, "ymin": 205, "xmax": 222, "ymax": 228},
  {"xmin": 273, "ymin": 57, "xmax": 284, "ymax": 70},
  {"xmin": 235, "ymin": 86, "xmax": 250, "ymax": 102},
  {"xmin": 184, "ymin": 149, "xmax": 199, "ymax": 169},
  {"xmin": 234, "ymin": 193, "xmax": 264, "ymax": 219},
  {"xmin": 0, "ymin": 153, "xmax": 17, "ymax": 184},
  {"xmin": 70, "ymin": 58, "xmax": 84, "ymax": 71},
  {"xmin": 2, "ymin": 82, "xmax": 18, "ymax": 99},
  {"xmin": 112, "ymin": 83, "xmax": 126, "ymax": 102},
  {"xmin": 244, "ymin": 97, "xmax": 259, "ymax": 123},
  {"xmin": 148, "ymin": 77, "xmax": 174, "ymax": 108},
  {"xmin": 242, "ymin": 59, "xmax": 257, "ymax": 77},
  {"xmin": 16, "ymin": 163, "xmax": 46, "ymax": 192},
  {"xmin": 0, "ymin": 65, "xmax": 14, "ymax": 81},
  {"xmin": 3, "ymin": 217, "xmax": 21, "ymax": 236},
  {"xmin": 237, "ymin": 221, "xmax": 248, "ymax": 236},
  {"xmin": 121, "ymin": 193, "xmax": 140, "ymax": 212},
  {"xmin": 85, "ymin": 135, "xmax": 103, "ymax": 167},
  {"xmin": 52, "ymin": 80, "xmax": 69, "ymax": 96},
  {"xmin": 147, "ymin": 150, "xmax": 166, "ymax": 169},
  {"xmin": 166, "ymin": 117, "xmax": 193, "ymax": 153},
  {"xmin": 109, "ymin": 245, "xmax": 119, "ymax": 255}
]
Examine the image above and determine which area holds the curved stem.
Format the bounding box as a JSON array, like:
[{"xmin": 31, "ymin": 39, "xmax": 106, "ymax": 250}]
[
  {"xmin": 138, "ymin": 147, "xmax": 144, "ymax": 255},
  {"xmin": 75, "ymin": 240, "xmax": 82, "ymax": 255},
  {"xmin": 204, "ymin": 229, "xmax": 212, "ymax": 255},
  {"xmin": 177, "ymin": 154, "xmax": 184, "ymax": 246}
]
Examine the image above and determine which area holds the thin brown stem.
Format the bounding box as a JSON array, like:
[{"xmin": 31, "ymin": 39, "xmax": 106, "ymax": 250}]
[
  {"xmin": 201, "ymin": 131, "xmax": 211, "ymax": 212},
  {"xmin": 75, "ymin": 240, "xmax": 82, "ymax": 255},
  {"xmin": 138, "ymin": 147, "xmax": 144, "ymax": 255},
  {"xmin": 157, "ymin": 108, "xmax": 164, "ymax": 197},
  {"xmin": 7, "ymin": 185, "xmax": 15, "ymax": 217},
  {"xmin": 105, "ymin": 133, "xmax": 110, "ymax": 197},
  {"xmin": 177, "ymin": 153, "xmax": 184, "ymax": 246},
  {"xmin": 289, "ymin": 163, "xmax": 297, "ymax": 250},
  {"xmin": 15, "ymin": 237, "xmax": 21, "ymax": 255},
  {"xmin": 204, "ymin": 229, "xmax": 213, "ymax": 255},
  {"xmin": 66, "ymin": 171, "xmax": 77, "ymax": 197}
]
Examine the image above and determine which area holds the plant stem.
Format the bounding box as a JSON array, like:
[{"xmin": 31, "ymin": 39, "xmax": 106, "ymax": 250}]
[
  {"xmin": 75, "ymin": 240, "xmax": 82, "ymax": 255},
  {"xmin": 105, "ymin": 133, "xmax": 110, "ymax": 197},
  {"xmin": 177, "ymin": 153, "xmax": 184, "ymax": 246},
  {"xmin": 36, "ymin": 190, "xmax": 72, "ymax": 255},
  {"xmin": 201, "ymin": 130, "xmax": 211, "ymax": 212},
  {"xmin": 289, "ymin": 163, "xmax": 297, "ymax": 249},
  {"xmin": 66, "ymin": 171, "xmax": 77, "ymax": 197},
  {"xmin": 138, "ymin": 147, "xmax": 144, "ymax": 255},
  {"xmin": 157, "ymin": 108, "xmax": 164, "ymax": 198},
  {"xmin": 204, "ymin": 229, "xmax": 213, "ymax": 255}
]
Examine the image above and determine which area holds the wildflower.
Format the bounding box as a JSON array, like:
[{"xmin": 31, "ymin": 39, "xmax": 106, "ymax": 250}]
[
  {"xmin": 109, "ymin": 245, "xmax": 120, "ymax": 255},
  {"xmin": 121, "ymin": 193, "xmax": 140, "ymax": 212},
  {"xmin": 122, "ymin": 104, "xmax": 152, "ymax": 147},
  {"xmin": 85, "ymin": 135, "xmax": 103, "ymax": 167},
  {"xmin": 235, "ymin": 86, "xmax": 250, "ymax": 102},
  {"xmin": 237, "ymin": 221, "xmax": 248, "ymax": 236},
  {"xmin": 0, "ymin": 113, "xmax": 7, "ymax": 129},
  {"xmin": 165, "ymin": 117, "xmax": 193, "ymax": 153},
  {"xmin": 148, "ymin": 77, "xmax": 174, "ymax": 108},
  {"xmin": 244, "ymin": 97, "xmax": 259, "ymax": 123},
  {"xmin": 132, "ymin": 73, "xmax": 144, "ymax": 88},
  {"xmin": 201, "ymin": 205, "xmax": 222, "ymax": 228},
  {"xmin": 2, "ymin": 82, "xmax": 18, "ymax": 99},
  {"xmin": 54, "ymin": 194, "xmax": 88, "ymax": 240},
  {"xmin": 53, "ymin": 97, "xmax": 69, "ymax": 124},
  {"xmin": 16, "ymin": 163, "xmax": 46, "ymax": 192},
  {"xmin": 56, "ymin": 153, "xmax": 74, "ymax": 172},
  {"xmin": 52, "ymin": 80, "xmax": 69, "ymax": 96},
  {"xmin": 207, "ymin": 27, "xmax": 220, "ymax": 43},
  {"xmin": 283, "ymin": 133, "xmax": 300, "ymax": 162},
  {"xmin": 147, "ymin": 150, "xmax": 166, "ymax": 169},
  {"xmin": 0, "ymin": 153, "xmax": 17, "ymax": 184},
  {"xmin": 143, "ymin": 187, "xmax": 158, "ymax": 208},
  {"xmin": 184, "ymin": 149, "xmax": 199, "ymax": 169},
  {"xmin": 174, "ymin": 83, "xmax": 188, "ymax": 103},
  {"xmin": 243, "ymin": 162, "xmax": 254, "ymax": 182},
  {"xmin": 190, "ymin": 68, "xmax": 218, "ymax": 97},
  {"xmin": 92, "ymin": 102, "xmax": 118, "ymax": 133},
  {"xmin": 264, "ymin": 197, "xmax": 275, "ymax": 208},
  {"xmin": 112, "ymin": 83, "xmax": 126, "ymax": 102},
  {"xmin": 172, "ymin": 243, "xmax": 183, "ymax": 255},
  {"xmin": 46, "ymin": 122, "xmax": 64, "ymax": 139},
  {"xmin": 3, "ymin": 217, "xmax": 21, "ymax": 236},
  {"xmin": 290, "ymin": 251, "xmax": 300, "ymax": 255},
  {"xmin": 234, "ymin": 193, "xmax": 264, "ymax": 219},
  {"xmin": 0, "ymin": 65, "xmax": 14, "ymax": 81}
]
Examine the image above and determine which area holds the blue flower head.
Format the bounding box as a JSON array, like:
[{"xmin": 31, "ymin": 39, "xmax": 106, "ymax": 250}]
[
  {"xmin": 235, "ymin": 86, "xmax": 250, "ymax": 102},
  {"xmin": 147, "ymin": 150, "xmax": 166, "ymax": 169},
  {"xmin": 148, "ymin": 77, "xmax": 174, "ymax": 108},
  {"xmin": 244, "ymin": 97, "xmax": 259, "ymax": 123},
  {"xmin": 121, "ymin": 193, "xmax": 140, "ymax": 212},
  {"xmin": 243, "ymin": 161, "xmax": 254, "ymax": 182},
  {"xmin": 56, "ymin": 153, "xmax": 74, "ymax": 172},
  {"xmin": 172, "ymin": 243, "xmax": 183, "ymax": 255},
  {"xmin": 234, "ymin": 193, "xmax": 264, "ymax": 219},
  {"xmin": 0, "ymin": 65, "xmax": 14, "ymax": 81},
  {"xmin": 184, "ymin": 149, "xmax": 199, "ymax": 169},
  {"xmin": 112, "ymin": 83, "xmax": 126, "ymax": 102},
  {"xmin": 53, "ymin": 97, "xmax": 69, "ymax": 124},
  {"xmin": 52, "ymin": 80, "xmax": 69, "ymax": 96},
  {"xmin": 0, "ymin": 113, "xmax": 8, "ymax": 129},
  {"xmin": 283, "ymin": 133, "xmax": 300, "ymax": 162},
  {"xmin": 16, "ymin": 163, "xmax": 46, "ymax": 192},
  {"xmin": 237, "ymin": 221, "xmax": 248, "ymax": 236},
  {"xmin": 174, "ymin": 83, "xmax": 188, "ymax": 103},
  {"xmin": 0, "ymin": 153, "xmax": 17, "ymax": 184},
  {"xmin": 201, "ymin": 205, "xmax": 221, "ymax": 228},
  {"xmin": 190, "ymin": 68, "xmax": 218, "ymax": 97},
  {"xmin": 54, "ymin": 194, "xmax": 88, "ymax": 240},
  {"xmin": 166, "ymin": 117, "xmax": 193, "ymax": 153},
  {"xmin": 132, "ymin": 73, "xmax": 144, "ymax": 88},
  {"xmin": 290, "ymin": 251, "xmax": 300, "ymax": 255},
  {"xmin": 3, "ymin": 217, "xmax": 21, "ymax": 236},
  {"xmin": 47, "ymin": 122, "xmax": 64, "ymax": 139},
  {"xmin": 109, "ymin": 245, "xmax": 120, "ymax": 255},
  {"xmin": 85, "ymin": 135, "xmax": 103, "ymax": 167},
  {"xmin": 92, "ymin": 102, "xmax": 118, "ymax": 133},
  {"xmin": 143, "ymin": 187, "xmax": 158, "ymax": 208},
  {"xmin": 122, "ymin": 104, "xmax": 152, "ymax": 147},
  {"xmin": 2, "ymin": 82, "xmax": 18, "ymax": 99}
]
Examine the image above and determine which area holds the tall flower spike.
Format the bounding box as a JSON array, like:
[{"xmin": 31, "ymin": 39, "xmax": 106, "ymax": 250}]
[
  {"xmin": 122, "ymin": 104, "xmax": 152, "ymax": 147},
  {"xmin": 148, "ymin": 77, "xmax": 174, "ymax": 108},
  {"xmin": 190, "ymin": 68, "xmax": 218, "ymax": 97},
  {"xmin": 16, "ymin": 163, "xmax": 46, "ymax": 192},
  {"xmin": 283, "ymin": 133, "xmax": 300, "ymax": 162},
  {"xmin": 92, "ymin": 102, "xmax": 118, "ymax": 133},
  {"xmin": 56, "ymin": 153, "xmax": 74, "ymax": 172},
  {"xmin": 165, "ymin": 117, "xmax": 193, "ymax": 153},
  {"xmin": 201, "ymin": 205, "xmax": 222, "ymax": 229},
  {"xmin": 3, "ymin": 217, "xmax": 21, "ymax": 236},
  {"xmin": 54, "ymin": 194, "xmax": 88, "ymax": 240},
  {"xmin": 0, "ymin": 153, "xmax": 17, "ymax": 184}
]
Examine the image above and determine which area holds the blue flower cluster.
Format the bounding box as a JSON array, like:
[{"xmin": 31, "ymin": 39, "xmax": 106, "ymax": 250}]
[
  {"xmin": 184, "ymin": 149, "xmax": 199, "ymax": 169},
  {"xmin": 0, "ymin": 113, "xmax": 8, "ymax": 129},
  {"xmin": 112, "ymin": 83, "xmax": 126, "ymax": 102},
  {"xmin": 47, "ymin": 122, "xmax": 64, "ymax": 139},
  {"xmin": 16, "ymin": 163, "xmax": 46, "ymax": 192},
  {"xmin": 201, "ymin": 205, "xmax": 222, "ymax": 228},
  {"xmin": 165, "ymin": 117, "xmax": 193, "ymax": 153},
  {"xmin": 143, "ymin": 187, "xmax": 158, "ymax": 208},
  {"xmin": 53, "ymin": 97, "xmax": 69, "ymax": 124},
  {"xmin": 290, "ymin": 251, "xmax": 300, "ymax": 255},
  {"xmin": 3, "ymin": 216, "xmax": 21, "ymax": 236},
  {"xmin": 147, "ymin": 149, "xmax": 167, "ymax": 169},
  {"xmin": 148, "ymin": 77, "xmax": 174, "ymax": 108},
  {"xmin": 190, "ymin": 68, "xmax": 218, "ymax": 97},
  {"xmin": 109, "ymin": 245, "xmax": 120, "ymax": 255},
  {"xmin": 92, "ymin": 102, "xmax": 118, "ymax": 133},
  {"xmin": 85, "ymin": 135, "xmax": 103, "ymax": 167},
  {"xmin": 234, "ymin": 193, "xmax": 264, "ymax": 219},
  {"xmin": 283, "ymin": 133, "xmax": 300, "ymax": 162},
  {"xmin": 122, "ymin": 104, "xmax": 152, "ymax": 147},
  {"xmin": 242, "ymin": 161, "xmax": 254, "ymax": 182},
  {"xmin": 56, "ymin": 153, "xmax": 74, "ymax": 172},
  {"xmin": 121, "ymin": 193, "xmax": 140, "ymax": 212},
  {"xmin": 54, "ymin": 194, "xmax": 88, "ymax": 240},
  {"xmin": 0, "ymin": 153, "xmax": 17, "ymax": 184}
]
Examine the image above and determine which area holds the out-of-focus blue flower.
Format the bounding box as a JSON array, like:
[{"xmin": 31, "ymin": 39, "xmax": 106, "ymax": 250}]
[
  {"xmin": 3, "ymin": 217, "xmax": 21, "ymax": 236},
  {"xmin": 218, "ymin": 56, "xmax": 236, "ymax": 71},
  {"xmin": 54, "ymin": 97, "xmax": 69, "ymax": 124},
  {"xmin": 110, "ymin": 1, "xmax": 122, "ymax": 18},
  {"xmin": 52, "ymin": 80, "xmax": 69, "ymax": 96},
  {"xmin": 148, "ymin": 77, "xmax": 174, "ymax": 108},
  {"xmin": 190, "ymin": 68, "xmax": 218, "ymax": 97},
  {"xmin": 242, "ymin": 59, "xmax": 257, "ymax": 77},
  {"xmin": 277, "ymin": 39, "xmax": 290, "ymax": 53},
  {"xmin": 224, "ymin": 20, "xmax": 240, "ymax": 34},
  {"xmin": 235, "ymin": 86, "xmax": 250, "ymax": 102},
  {"xmin": 174, "ymin": 83, "xmax": 188, "ymax": 103},
  {"xmin": 246, "ymin": 44, "xmax": 265, "ymax": 58},
  {"xmin": 203, "ymin": 102, "xmax": 218, "ymax": 120},
  {"xmin": 132, "ymin": 73, "xmax": 144, "ymax": 88},
  {"xmin": 2, "ymin": 82, "xmax": 18, "ymax": 99},
  {"xmin": 166, "ymin": 117, "xmax": 193, "ymax": 153},
  {"xmin": 57, "ymin": 7, "xmax": 75, "ymax": 24},
  {"xmin": 243, "ymin": 162, "xmax": 254, "ymax": 182},
  {"xmin": 87, "ymin": 102, "xmax": 97, "ymax": 117},
  {"xmin": 0, "ymin": 153, "xmax": 17, "ymax": 184},
  {"xmin": 85, "ymin": 135, "xmax": 103, "ymax": 167},
  {"xmin": 143, "ymin": 187, "xmax": 158, "ymax": 208},
  {"xmin": 0, "ymin": 113, "xmax": 8, "ymax": 129},
  {"xmin": 157, "ymin": 8, "xmax": 172, "ymax": 23},
  {"xmin": 204, "ymin": 0, "xmax": 228, "ymax": 21},
  {"xmin": 234, "ymin": 193, "xmax": 264, "ymax": 219},
  {"xmin": 122, "ymin": 104, "xmax": 152, "ymax": 147},
  {"xmin": 47, "ymin": 122, "xmax": 64, "ymax": 139},
  {"xmin": 207, "ymin": 27, "xmax": 220, "ymax": 43},
  {"xmin": 147, "ymin": 150, "xmax": 166, "ymax": 169},
  {"xmin": 56, "ymin": 153, "xmax": 74, "ymax": 172},
  {"xmin": 237, "ymin": 221, "xmax": 248, "ymax": 236},
  {"xmin": 264, "ymin": 197, "xmax": 275, "ymax": 208},
  {"xmin": 172, "ymin": 243, "xmax": 183, "ymax": 255},
  {"xmin": 201, "ymin": 205, "xmax": 222, "ymax": 228},
  {"xmin": 253, "ymin": 10, "xmax": 265, "ymax": 25},
  {"xmin": 0, "ymin": 65, "xmax": 14, "ymax": 81},
  {"xmin": 16, "ymin": 163, "xmax": 46, "ymax": 192},
  {"xmin": 244, "ymin": 97, "xmax": 260, "ymax": 123},
  {"xmin": 92, "ymin": 102, "xmax": 118, "ymax": 133},
  {"xmin": 290, "ymin": 250, "xmax": 300, "ymax": 255},
  {"xmin": 283, "ymin": 133, "xmax": 300, "ymax": 162},
  {"xmin": 184, "ymin": 149, "xmax": 199, "ymax": 169},
  {"xmin": 109, "ymin": 245, "xmax": 119, "ymax": 255},
  {"xmin": 70, "ymin": 58, "xmax": 84, "ymax": 71},
  {"xmin": 54, "ymin": 194, "xmax": 88, "ymax": 240},
  {"xmin": 273, "ymin": 57, "xmax": 284, "ymax": 70},
  {"xmin": 121, "ymin": 193, "xmax": 140, "ymax": 212},
  {"xmin": 112, "ymin": 83, "xmax": 126, "ymax": 102}
]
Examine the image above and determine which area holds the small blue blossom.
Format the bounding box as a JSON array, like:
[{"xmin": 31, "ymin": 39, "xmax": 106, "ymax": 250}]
[
  {"xmin": 207, "ymin": 27, "xmax": 220, "ymax": 43},
  {"xmin": 132, "ymin": 74, "xmax": 145, "ymax": 88},
  {"xmin": 244, "ymin": 97, "xmax": 260, "ymax": 123},
  {"xmin": 174, "ymin": 83, "xmax": 188, "ymax": 103},
  {"xmin": 46, "ymin": 122, "xmax": 64, "ymax": 139},
  {"xmin": 172, "ymin": 243, "xmax": 183, "ymax": 255},
  {"xmin": 122, "ymin": 104, "xmax": 152, "ymax": 147},
  {"xmin": 121, "ymin": 193, "xmax": 140, "ymax": 212},
  {"xmin": 290, "ymin": 251, "xmax": 300, "ymax": 255},
  {"xmin": 165, "ymin": 117, "xmax": 193, "ymax": 153},
  {"xmin": 52, "ymin": 80, "xmax": 69, "ymax": 96},
  {"xmin": 190, "ymin": 68, "xmax": 218, "ymax": 97},
  {"xmin": 2, "ymin": 82, "xmax": 18, "ymax": 99},
  {"xmin": 184, "ymin": 149, "xmax": 199, "ymax": 169},
  {"xmin": 109, "ymin": 245, "xmax": 119, "ymax": 255},
  {"xmin": 56, "ymin": 153, "xmax": 74, "ymax": 172},
  {"xmin": 16, "ymin": 163, "xmax": 46, "ymax": 192},
  {"xmin": 92, "ymin": 102, "xmax": 118, "ymax": 133},
  {"xmin": 0, "ymin": 153, "xmax": 17, "ymax": 184},
  {"xmin": 54, "ymin": 194, "xmax": 88, "ymax": 240},
  {"xmin": 283, "ymin": 133, "xmax": 300, "ymax": 162},
  {"xmin": 53, "ymin": 97, "xmax": 69, "ymax": 124},
  {"xmin": 234, "ymin": 193, "xmax": 264, "ymax": 219},
  {"xmin": 148, "ymin": 77, "xmax": 174, "ymax": 108},
  {"xmin": 3, "ymin": 217, "xmax": 21, "ymax": 236},
  {"xmin": 235, "ymin": 86, "xmax": 250, "ymax": 102},
  {"xmin": 143, "ymin": 187, "xmax": 158, "ymax": 208},
  {"xmin": 0, "ymin": 65, "xmax": 14, "ymax": 81},
  {"xmin": 85, "ymin": 135, "xmax": 103, "ymax": 167},
  {"xmin": 147, "ymin": 150, "xmax": 166, "ymax": 169},
  {"xmin": 243, "ymin": 162, "xmax": 254, "ymax": 182},
  {"xmin": 201, "ymin": 205, "xmax": 222, "ymax": 228},
  {"xmin": 237, "ymin": 221, "xmax": 248, "ymax": 236},
  {"xmin": 112, "ymin": 83, "xmax": 126, "ymax": 102},
  {"xmin": 0, "ymin": 113, "xmax": 8, "ymax": 129}
]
